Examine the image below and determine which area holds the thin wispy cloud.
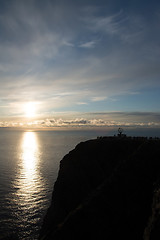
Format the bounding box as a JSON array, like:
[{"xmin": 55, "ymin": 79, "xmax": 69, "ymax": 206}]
[
  {"xmin": 88, "ymin": 11, "xmax": 145, "ymax": 44},
  {"xmin": 91, "ymin": 96, "xmax": 107, "ymax": 102},
  {"xmin": 77, "ymin": 102, "xmax": 88, "ymax": 105},
  {"xmin": 0, "ymin": 0, "xmax": 159, "ymax": 124},
  {"xmin": 79, "ymin": 41, "xmax": 97, "ymax": 48}
]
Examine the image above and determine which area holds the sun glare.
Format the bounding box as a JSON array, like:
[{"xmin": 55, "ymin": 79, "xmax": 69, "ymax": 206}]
[{"xmin": 25, "ymin": 102, "xmax": 36, "ymax": 118}]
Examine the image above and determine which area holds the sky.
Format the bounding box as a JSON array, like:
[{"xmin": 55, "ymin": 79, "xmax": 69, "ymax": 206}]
[{"xmin": 0, "ymin": 0, "xmax": 160, "ymax": 128}]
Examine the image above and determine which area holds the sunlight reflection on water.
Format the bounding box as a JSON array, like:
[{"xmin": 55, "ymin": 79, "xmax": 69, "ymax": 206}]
[
  {"xmin": 0, "ymin": 129, "xmax": 101, "ymax": 240},
  {"xmin": 17, "ymin": 132, "xmax": 42, "ymax": 202},
  {"xmin": 22, "ymin": 131, "xmax": 39, "ymax": 173},
  {"xmin": 11, "ymin": 132, "xmax": 46, "ymax": 239},
  {"xmin": 19, "ymin": 132, "xmax": 41, "ymax": 196}
]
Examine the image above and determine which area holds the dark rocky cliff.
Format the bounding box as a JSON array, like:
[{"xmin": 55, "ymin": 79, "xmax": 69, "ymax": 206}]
[{"xmin": 39, "ymin": 136, "xmax": 160, "ymax": 240}]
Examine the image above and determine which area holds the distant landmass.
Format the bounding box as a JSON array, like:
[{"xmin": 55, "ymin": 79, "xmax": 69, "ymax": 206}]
[{"xmin": 39, "ymin": 135, "xmax": 160, "ymax": 240}]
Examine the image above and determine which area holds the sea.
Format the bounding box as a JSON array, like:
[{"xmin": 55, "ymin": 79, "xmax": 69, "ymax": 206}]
[{"xmin": 0, "ymin": 127, "xmax": 160, "ymax": 240}]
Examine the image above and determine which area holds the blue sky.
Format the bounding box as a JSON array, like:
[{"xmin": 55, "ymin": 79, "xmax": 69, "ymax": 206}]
[{"xmin": 0, "ymin": 0, "xmax": 160, "ymax": 128}]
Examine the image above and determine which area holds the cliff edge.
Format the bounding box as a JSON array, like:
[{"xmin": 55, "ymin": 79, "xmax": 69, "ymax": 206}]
[{"xmin": 39, "ymin": 136, "xmax": 160, "ymax": 240}]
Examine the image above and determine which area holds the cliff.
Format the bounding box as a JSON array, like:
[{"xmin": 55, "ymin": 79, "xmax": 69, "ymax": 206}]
[{"xmin": 39, "ymin": 136, "xmax": 160, "ymax": 240}]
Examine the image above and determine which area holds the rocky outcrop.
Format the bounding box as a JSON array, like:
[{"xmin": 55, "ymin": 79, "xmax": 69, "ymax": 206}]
[{"xmin": 39, "ymin": 137, "xmax": 160, "ymax": 240}]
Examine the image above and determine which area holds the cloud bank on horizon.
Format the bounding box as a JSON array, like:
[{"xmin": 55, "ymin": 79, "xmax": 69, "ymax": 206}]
[
  {"xmin": 0, "ymin": 0, "xmax": 160, "ymax": 125},
  {"xmin": 1, "ymin": 112, "xmax": 160, "ymax": 129}
]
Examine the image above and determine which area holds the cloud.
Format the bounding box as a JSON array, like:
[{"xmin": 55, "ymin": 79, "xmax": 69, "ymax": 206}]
[
  {"xmin": 87, "ymin": 10, "xmax": 125, "ymax": 34},
  {"xmin": 91, "ymin": 96, "xmax": 107, "ymax": 102},
  {"xmin": 77, "ymin": 102, "xmax": 88, "ymax": 105},
  {"xmin": 85, "ymin": 9, "xmax": 145, "ymax": 44},
  {"xmin": 87, "ymin": 111, "xmax": 160, "ymax": 124},
  {"xmin": 62, "ymin": 41, "xmax": 75, "ymax": 47},
  {"xmin": 79, "ymin": 41, "xmax": 96, "ymax": 48},
  {"xmin": 1, "ymin": 112, "xmax": 160, "ymax": 128},
  {"xmin": 0, "ymin": 0, "xmax": 160, "ymax": 118}
]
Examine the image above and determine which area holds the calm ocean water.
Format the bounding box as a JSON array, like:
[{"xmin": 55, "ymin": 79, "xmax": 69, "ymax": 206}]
[{"xmin": 0, "ymin": 127, "xmax": 160, "ymax": 240}]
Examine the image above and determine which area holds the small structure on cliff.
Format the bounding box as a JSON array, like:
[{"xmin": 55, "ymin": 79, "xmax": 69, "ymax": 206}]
[{"xmin": 117, "ymin": 128, "xmax": 126, "ymax": 138}]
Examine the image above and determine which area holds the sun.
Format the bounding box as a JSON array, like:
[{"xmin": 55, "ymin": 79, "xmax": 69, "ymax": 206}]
[{"xmin": 25, "ymin": 102, "xmax": 36, "ymax": 118}]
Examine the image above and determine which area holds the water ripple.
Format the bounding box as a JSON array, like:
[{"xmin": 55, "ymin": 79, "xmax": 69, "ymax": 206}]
[{"xmin": 6, "ymin": 132, "xmax": 48, "ymax": 240}]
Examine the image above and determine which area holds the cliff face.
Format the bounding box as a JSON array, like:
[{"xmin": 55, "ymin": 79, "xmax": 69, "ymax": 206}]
[{"xmin": 39, "ymin": 137, "xmax": 160, "ymax": 240}]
